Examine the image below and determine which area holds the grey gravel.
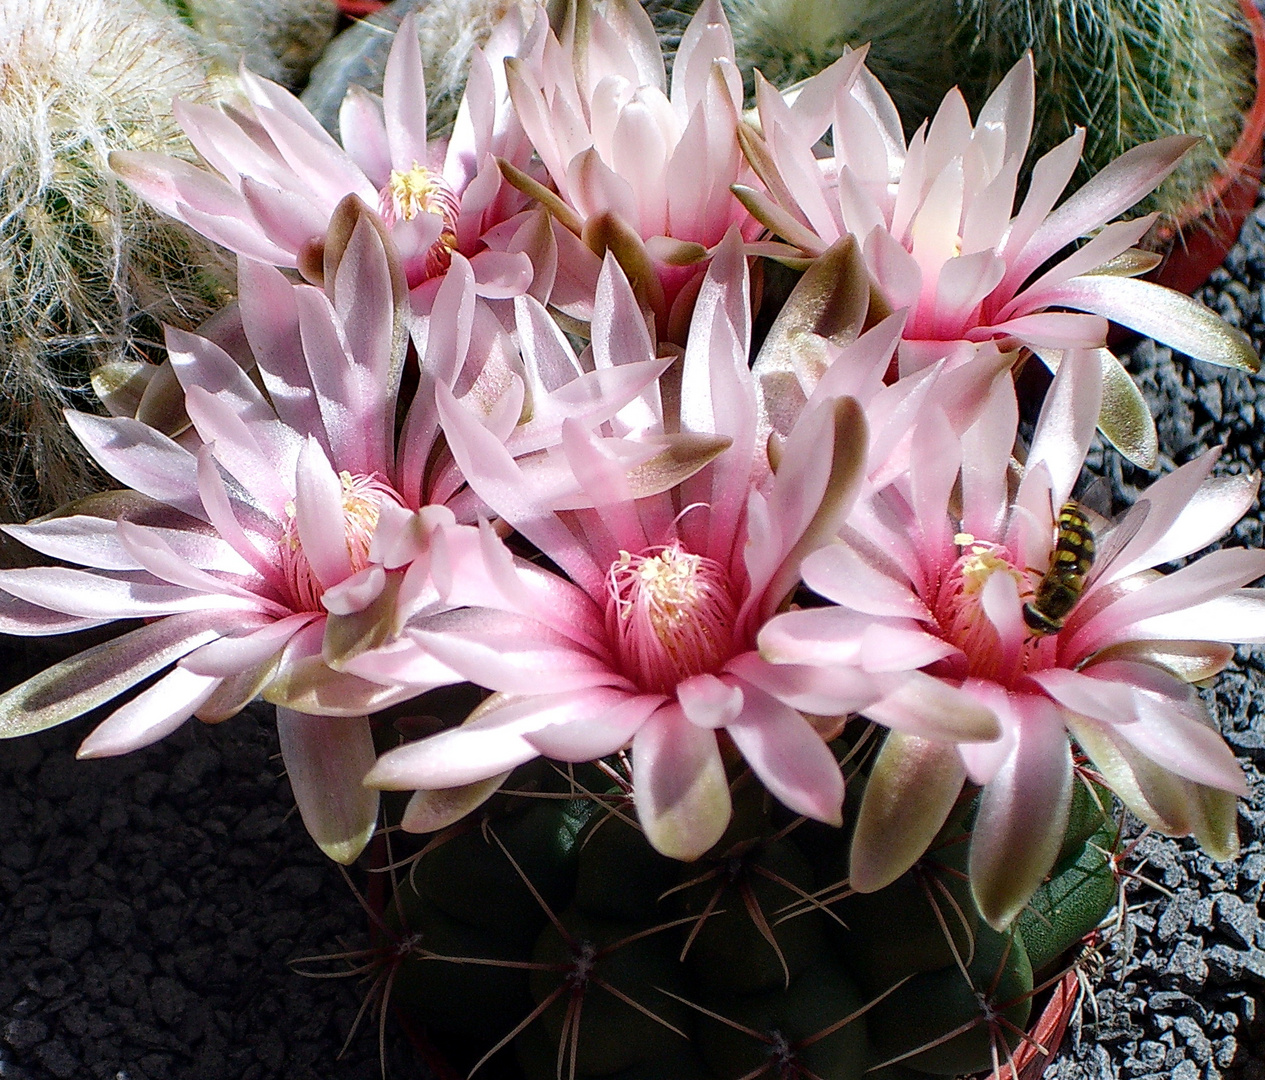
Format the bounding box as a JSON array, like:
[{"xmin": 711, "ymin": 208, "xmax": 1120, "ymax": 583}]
[{"xmin": 0, "ymin": 699, "xmax": 419, "ymax": 1080}]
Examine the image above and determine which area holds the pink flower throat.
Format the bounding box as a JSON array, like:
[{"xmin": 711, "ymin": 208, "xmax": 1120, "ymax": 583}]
[
  {"xmin": 606, "ymin": 542, "xmax": 738, "ymax": 695},
  {"xmin": 932, "ymin": 535, "xmax": 1046, "ymax": 684},
  {"xmin": 279, "ymin": 471, "xmax": 403, "ymax": 612},
  {"xmin": 377, "ymin": 163, "xmax": 461, "ymax": 282}
]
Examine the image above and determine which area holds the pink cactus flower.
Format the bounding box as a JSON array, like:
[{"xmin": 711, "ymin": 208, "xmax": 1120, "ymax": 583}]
[
  {"xmin": 739, "ymin": 52, "xmax": 1256, "ymax": 464},
  {"xmin": 0, "ymin": 207, "xmax": 414, "ymax": 863},
  {"xmin": 502, "ymin": 0, "xmax": 764, "ymax": 339},
  {"xmin": 759, "ymin": 348, "xmax": 1264, "ymax": 928},
  {"xmin": 112, "ymin": 12, "xmax": 540, "ymax": 295},
  {"xmin": 362, "ymin": 231, "xmax": 1000, "ymax": 860},
  {"xmin": 0, "ymin": 201, "xmax": 669, "ymax": 863}
]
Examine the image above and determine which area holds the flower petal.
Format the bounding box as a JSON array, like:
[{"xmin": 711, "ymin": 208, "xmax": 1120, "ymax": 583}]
[
  {"xmin": 677, "ymin": 673, "xmax": 744, "ymax": 729},
  {"xmin": 0, "ymin": 612, "xmax": 230, "ymax": 738},
  {"xmin": 77, "ymin": 667, "xmax": 221, "ymax": 757},
  {"xmin": 865, "ymin": 670, "xmax": 1002, "ymax": 744},
  {"xmin": 368, "ymin": 687, "xmax": 629, "ymax": 789},
  {"xmin": 1035, "ymin": 275, "xmax": 1258, "ymax": 372},
  {"xmin": 525, "ymin": 692, "xmax": 664, "ymax": 760},
  {"xmin": 632, "ymin": 704, "xmax": 731, "ymax": 860},
  {"xmin": 726, "ymin": 685, "xmax": 844, "ymax": 825},
  {"xmin": 276, "ymin": 709, "xmax": 379, "ymax": 864},
  {"xmin": 64, "ymin": 412, "xmax": 208, "ymax": 523},
  {"xmin": 400, "ymin": 774, "xmax": 509, "ymax": 833},
  {"xmin": 969, "ymin": 693, "xmax": 1073, "ymax": 929}
]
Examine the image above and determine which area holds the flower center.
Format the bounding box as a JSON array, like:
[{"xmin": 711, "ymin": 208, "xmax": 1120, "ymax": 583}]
[
  {"xmin": 933, "ymin": 533, "xmax": 1034, "ymax": 681},
  {"xmin": 279, "ymin": 471, "xmax": 401, "ymax": 612},
  {"xmin": 606, "ymin": 542, "xmax": 737, "ymax": 694},
  {"xmin": 378, "ymin": 163, "xmax": 461, "ymax": 280}
]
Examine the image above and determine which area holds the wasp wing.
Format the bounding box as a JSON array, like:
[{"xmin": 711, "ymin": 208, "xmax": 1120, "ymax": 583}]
[{"xmin": 1083, "ymin": 497, "xmax": 1151, "ymax": 591}]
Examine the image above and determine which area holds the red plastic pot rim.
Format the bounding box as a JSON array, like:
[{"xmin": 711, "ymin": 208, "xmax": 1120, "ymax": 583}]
[{"xmin": 992, "ymin": 965, "xmax": 1083, "ymax": 1080}]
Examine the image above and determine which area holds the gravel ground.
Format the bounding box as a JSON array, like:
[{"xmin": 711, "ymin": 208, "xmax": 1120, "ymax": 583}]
[
  {"xmin": 3, "ymin": 182, "xmax": 1265, "ymax": 1080},
  {"xmin": 0, "ymin": 697, "xmax": 418, "ymax": 1080}
]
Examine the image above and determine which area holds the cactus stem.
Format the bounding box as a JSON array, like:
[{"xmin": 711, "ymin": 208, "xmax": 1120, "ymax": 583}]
[
  {"xmin": 446, "ymin": 808, "xmax": 695, "ymax": 1080},
  {"xmin": 660, "ymin": 983, "xmax": 876, "ymax": 1079},
  {"xmin": 867, "ymin": 937, "xmax": 1036, "ymax": 1075},
  {"xmin": 289, "ymin": 856, "xmax": 421, "ymax": 1079},
  {"xmin": 467, "ymin": 983, "xmax": 568, "ymax": 1080},
  {"xmin": 797, "ymin": 984, "xmax": 897, "ymax": 1051}
]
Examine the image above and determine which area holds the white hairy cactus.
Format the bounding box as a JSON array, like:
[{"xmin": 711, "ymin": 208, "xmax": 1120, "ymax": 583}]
[{"xmin": 0, "ymin": 0, "xmax": 234, "ymax": 521}]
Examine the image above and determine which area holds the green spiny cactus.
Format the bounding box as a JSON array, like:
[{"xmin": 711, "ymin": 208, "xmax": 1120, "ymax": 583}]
[
  {"xmin": 723, "ymin": 0, "xmax": 959, "ymax": 119},
  {"xmin": 342, "ymin": 723, "xmax": 1125, "ymax": 1080},
  {"xmin": 948, "ymin": 0, "xmax": 1255, "ymax": 222},
  {"xmin": 0, "ymin": 0, "xmax": 233, "ymax": 522}
]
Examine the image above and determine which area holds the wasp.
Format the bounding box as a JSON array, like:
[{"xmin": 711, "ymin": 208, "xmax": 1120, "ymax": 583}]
[{"xmin": 1022, "ymin": 494, "xmax": 1150, "ymax": 637}]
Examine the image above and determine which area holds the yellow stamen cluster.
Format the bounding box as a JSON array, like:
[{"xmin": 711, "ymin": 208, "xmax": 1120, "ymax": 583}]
[
  {"xmin": 607, "ymin": 543, "xmax": 736, "ymax": 694},
  {"xmin": 385, "ymin": 164, "xmax": 450, "ymax": 223},
  {"xmin": 279, "ymin": 471, "xmax": 397, "ymax": 612}
]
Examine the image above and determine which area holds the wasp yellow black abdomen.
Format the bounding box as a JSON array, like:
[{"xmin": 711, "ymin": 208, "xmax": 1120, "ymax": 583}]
[{"xmin": 1022, "ymin": 501, "xmax": 1096, "ymax": 636}]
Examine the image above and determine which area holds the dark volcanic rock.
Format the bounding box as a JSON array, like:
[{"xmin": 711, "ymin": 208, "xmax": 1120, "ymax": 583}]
[{"xmin": 0, "ymin": 706, "xmax": 418, "ymax": 1080}]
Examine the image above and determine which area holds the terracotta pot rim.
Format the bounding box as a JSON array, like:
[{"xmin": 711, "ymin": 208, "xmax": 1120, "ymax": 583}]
[{"xmin": 337, "ymin": 0, "xmax": 389, "ymax": 17}]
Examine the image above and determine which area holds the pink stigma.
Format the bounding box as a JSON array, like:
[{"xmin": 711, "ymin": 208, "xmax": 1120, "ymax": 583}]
[
  {"xmin": 279, "ymin": 471, "xmax": 402, "ymax": 612},
  {"xmin": 606, "ymin": 542, "xmax": 737, "ymax": 695}
]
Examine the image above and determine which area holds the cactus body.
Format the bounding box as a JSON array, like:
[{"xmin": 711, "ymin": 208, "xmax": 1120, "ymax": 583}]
[{"xmin": 377, "ymin": 733, "xmax": 1121, "ymax": 1080}]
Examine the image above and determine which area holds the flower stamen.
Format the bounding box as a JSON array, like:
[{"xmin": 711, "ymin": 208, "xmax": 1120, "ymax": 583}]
[
  {"xmin": 279, "ymin": 471, "xmax": 402, "ymax": 611},
  {"xmin": 607, "ymin": 542, "xmax": 736, "ymax": 694}
]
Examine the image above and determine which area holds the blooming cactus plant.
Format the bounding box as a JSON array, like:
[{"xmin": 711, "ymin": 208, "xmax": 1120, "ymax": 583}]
[
  {"xmin": 0, "ymin": 197, "xmax": 680, "ymax": 863},
  {"xmin": 0, "ymin": 4, "xmax": 1263, "ymax": 1072}
]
